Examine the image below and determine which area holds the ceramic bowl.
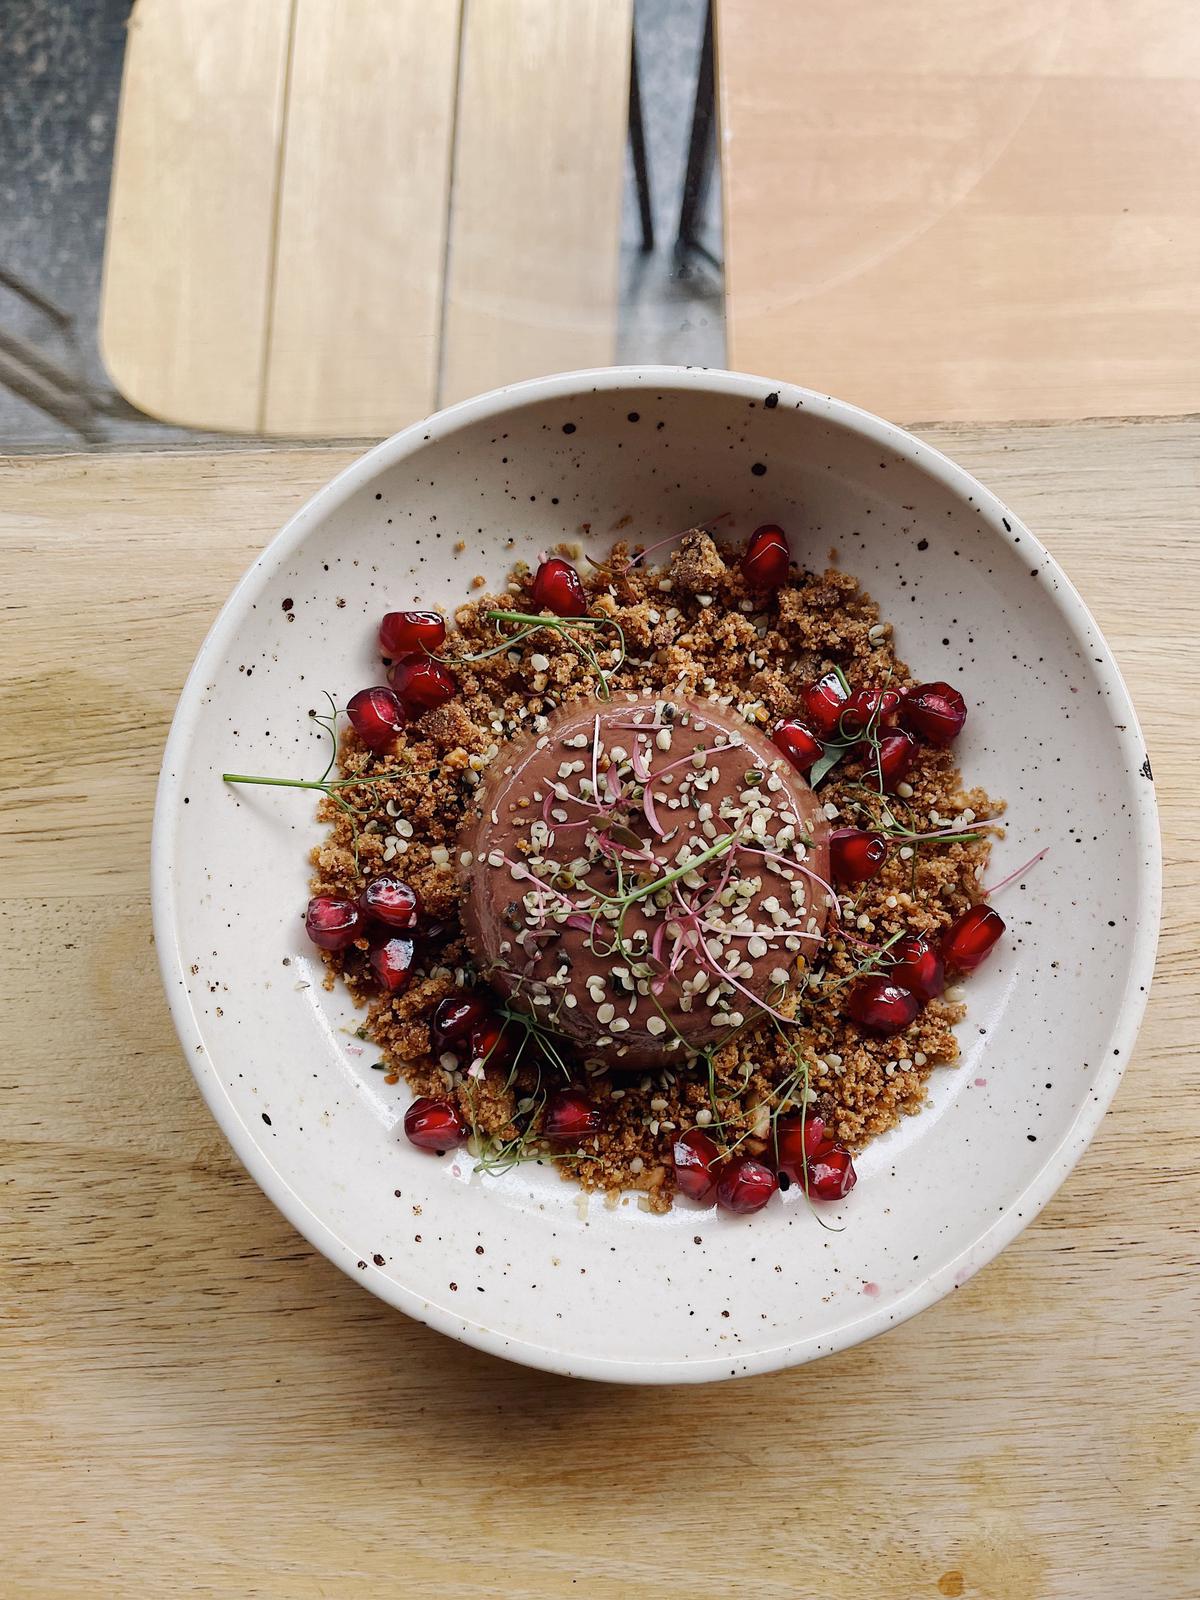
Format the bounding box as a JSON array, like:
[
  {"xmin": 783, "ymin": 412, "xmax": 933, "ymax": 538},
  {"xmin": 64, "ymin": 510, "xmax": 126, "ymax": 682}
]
[{"xmin": 152, "ymin": 367, "xmax": 1160, "ymax": 1383}]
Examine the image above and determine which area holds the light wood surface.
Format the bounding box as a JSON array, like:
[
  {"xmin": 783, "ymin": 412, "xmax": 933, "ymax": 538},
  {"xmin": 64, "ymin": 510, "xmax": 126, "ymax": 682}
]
[
  {"xmin": 3, "ymin": 420, "xmax": 1196, "ymax": 1597},
  {"xmin": 439, "ymin": 0, "xmax": 633, "ymax": 404},
  {"xmin": 263, "ymin": 0, "xmax": 462, "ymax": 435},
  {"xmin": 100, "ymin": 0, "xmax": 630, "ymax": 437},
  {"xmin": 717, "ymin": 0, "xmax": 1200, "ymax": 422},
  {"xmin": 99, "ymin": 0, "xmax": 294, "ymax": 432}
]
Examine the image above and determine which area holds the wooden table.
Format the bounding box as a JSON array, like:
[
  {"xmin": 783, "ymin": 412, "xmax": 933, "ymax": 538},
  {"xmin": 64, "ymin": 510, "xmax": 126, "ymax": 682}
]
[
  {"xmin": 717, "ymin": 0, "xmax": 1200, "ymax": 422},
  {"xmin": 3, "ymin": 420, "xmax": 1196, "ymax": 1597}
]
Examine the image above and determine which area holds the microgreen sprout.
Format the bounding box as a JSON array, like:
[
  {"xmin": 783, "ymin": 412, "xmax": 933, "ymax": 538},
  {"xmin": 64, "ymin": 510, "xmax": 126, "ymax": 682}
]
[
  {"xmin": 985, "ymin": 844, "xmax": 1049, "ymax": 897},
  {"xmin": 222, "ymin": 693, "xmax": 412, "ymax": 867},
  {"xmin": 448, "ymin": 609, "xmax": 627, "ymax": 699}
]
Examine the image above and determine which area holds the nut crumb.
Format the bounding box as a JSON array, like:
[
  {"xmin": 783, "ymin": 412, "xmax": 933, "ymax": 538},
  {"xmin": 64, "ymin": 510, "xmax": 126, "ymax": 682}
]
[{"xmin": 309, "ymin": 536, "xmax": 1002, "ymax": 1209}]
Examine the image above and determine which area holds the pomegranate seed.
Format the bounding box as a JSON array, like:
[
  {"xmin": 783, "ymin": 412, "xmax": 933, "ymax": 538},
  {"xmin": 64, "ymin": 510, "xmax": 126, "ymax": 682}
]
[
  {"xmin": 901, "ymin": 681, "xmax": 967, "ymax": 747},
  {"xmin": 941, "ymin": 904, "xmax": 1005, "ymax": 972},
  {"xmin": 387, "ymin": 655, "xmax": 455, "ymax": 713},
  {"xmin": 846, "ymin": 976, "xmax": 920, "ymax": 1036},
  {"xmin": 888, "ymin": 933, "xmax": 945, "ymax": 1001},
  {"xmin": 829, "ymin": 827, "xmax": 888, "ymax": 885},
  {"xmin": 368, "ymin": 933, "xmax": 416, "ymax": 993},
  {"xmin": 773, "ymin": 1115, "xmax": 833, "ymax": 1183},
  {"xmin": 867, "ymin": 729, "xmax": 916, "ymax": 791},
  {"xmin": 741, "ymin": 524, "xmax": 791, "ymax": 591},
  {"xmin": 531, "ymin": 557, "xmax": 588, "ymax": 617},
  {"xmin": 544, "ymin": 1089, "xmax": 601, "ymax": 1143},
  {"xmin": 772, "ymin": 719, "xmax": 823, "ymax": 775},
  {"xmin": 673, "ymin": 1128, "xmax": 722, "ymax": 1202},
  {"xmin": 806, "ymin": 1146, "xmax": 857, "ymax": 1201},
  {"xmin": 433, "ymin": 992, "xmax": 488, "ymax": 1044},
  {"xmin": 469, "ymin": 1015, "xmax": 518, "ymax": 1071},
  {"xmin": 379, "ymin": 609, "xmax": 446, "ymax": 660},
  {"xmin": 403, "ymin": 1096, "xmax": 465, "ymax": 1152},
  {"xmin": 359, "ymin": 875, "xmax": 420, "ymax": 929},
  {"xmin": 801, "ymin": 671, "xmax": 849, "ymax": 738},
  {"xmin": 346, "ymin": 685, "xmax": 406, "ymax": 752},
  {"xmin": 839, "ymin": 686, "xmax": 902, "ymax": 737},
  {"xmin": 304, "ymin": 896, "xmax": 362, "ymax": 950},
  {"xmin": 417, "ymin": 916, "xmax": 454, "ymax": 947},
  {"xmin": 715, "ymin": 1156, "xmax": 778, "ymax": 1214}
]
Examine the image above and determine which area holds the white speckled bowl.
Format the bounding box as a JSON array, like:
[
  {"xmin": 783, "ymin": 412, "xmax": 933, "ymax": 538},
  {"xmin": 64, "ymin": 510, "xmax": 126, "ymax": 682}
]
[{"xmin": 152, "ymin": 368, "xmax": 1160, "ymax": 1383}]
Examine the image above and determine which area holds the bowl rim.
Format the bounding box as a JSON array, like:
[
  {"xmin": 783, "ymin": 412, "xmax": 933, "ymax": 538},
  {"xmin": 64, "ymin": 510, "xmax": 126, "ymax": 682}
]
[{"xmin": 151, "ymin": 364, "xmax": 1162, "ymax": 1383}]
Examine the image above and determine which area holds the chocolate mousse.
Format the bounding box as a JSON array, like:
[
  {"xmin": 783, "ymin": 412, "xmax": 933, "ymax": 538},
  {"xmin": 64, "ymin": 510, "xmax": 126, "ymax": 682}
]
[{"xmin": 458, "ymin": 692, "xmax": 832, "ymax": 1065}]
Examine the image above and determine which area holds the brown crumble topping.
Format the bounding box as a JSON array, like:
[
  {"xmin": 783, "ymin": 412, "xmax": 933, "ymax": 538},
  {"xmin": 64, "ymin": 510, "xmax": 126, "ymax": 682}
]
[{"xmin": 309, "ymin": 533, "xmax": 1003, "ymax": 1211}]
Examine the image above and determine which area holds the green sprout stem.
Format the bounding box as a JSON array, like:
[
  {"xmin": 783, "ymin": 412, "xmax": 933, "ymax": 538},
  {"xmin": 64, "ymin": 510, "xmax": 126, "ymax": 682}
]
[
  {"xmin": 593, "ymin": 830, "xmax": 737, "ymax": 909},
  {"xmin": 222, "ymin": 770, "xmax": 406, "ymax": 790},
  {"xmin": 448, "ymin": 608, "xmax": 627, "ymax": 700}
]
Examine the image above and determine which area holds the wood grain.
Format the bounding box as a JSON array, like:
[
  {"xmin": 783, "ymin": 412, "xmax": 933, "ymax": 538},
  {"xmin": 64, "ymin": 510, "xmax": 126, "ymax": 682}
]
[
  {"xmin": 717, "ymin": 0, "xmax": 1200, "ymax": 422},
  {"xmin": 438, "ymin": 0, "xmax": 632, "ymax": 405},
  {"xmin": 101, "ymin": 0, "xmax": 631, "ymax": 437},
  {"xmin": 263, "ymin": 0, "xmax": 461, "ymax": 435},
  {"xmin": 100, "ymin": 0, "xmax": 294, "ymax": 432},
  {"xmin": 2, "ymin": 423, "xmax": 1196, "ymax": 1597}
]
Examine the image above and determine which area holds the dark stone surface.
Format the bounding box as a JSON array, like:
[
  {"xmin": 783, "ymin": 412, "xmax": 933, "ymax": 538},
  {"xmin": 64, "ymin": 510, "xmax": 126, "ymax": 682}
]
[{"xmin": 0, "ymin": 0, "xmax": 161, "ymax": 443}]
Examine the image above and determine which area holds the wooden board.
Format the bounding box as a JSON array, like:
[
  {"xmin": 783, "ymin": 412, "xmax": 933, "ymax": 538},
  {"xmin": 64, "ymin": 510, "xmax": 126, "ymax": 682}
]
[
  {"xmin": 717, "ymin": 0, "xmax": 1200, "ymax": 422},
  {"xmin": 99, "ymin": 0, "xmax": 294, "ymax": 432},
  {"xmin": 100, "ymin": 0, "xmax": 631, "ymax": 437},
  {"xmin": 262, "ymin": 0, "xmax": 461, "ymax": 435},
  {"xmin": 438, "ymin": 0, "xmax": 633, "ymax": 404},
  {"xmin": 2, "ymin": 422, "xmax": 1197, "ymax": 1597}
]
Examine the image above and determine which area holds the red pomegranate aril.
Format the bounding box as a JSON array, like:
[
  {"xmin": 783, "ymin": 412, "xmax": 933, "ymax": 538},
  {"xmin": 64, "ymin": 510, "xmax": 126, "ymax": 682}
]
[
  {"xmin": 715, "ymin": 1156, "xmax": 778, "ymax": 1215},
  {"xmin": 673, "ymin": 1128, "xmax": 722, "ymax": 1202},
  {"xmin": 901, "ymin": 681, "xmax": 967, "ymax": 747},
  {"xmin": 806, "ymin": 1146, "xmax": 857, "ymax": 1201},
  {"xmin": 543, "ymin": 1089, "xmax": 602, "ymax": 1143},
  {"xmin": 839, "ymin": 686, "xmax": 902, "ymax": 737},
  {"xmin": 346, "ymin": 685, "xmax": 406, "ymax": 752},
  {"xmin": 379, "ymin": 609, "xmax": 446, "ymax": 660},
  {"xmin": 846, "ymin": 976, "xmax": 920, "ymax": 1036},
  {"xmin": 403, "ymin": 1096, "xmax": 465, "ymax": 1152},
  {"xmin": 359, "ymin": 875, "xmax": 420, "ymax": 929},
  {"xmin": 773, "ymin": 1115, "xmax": 833, "ymax": 1183},
  {"xmin": 801, "ymin": 671, "xmax": 849, "ymax": 738},
  {"xmin": 888, "ymin": 933, "xmax": 945, "ymax": 1002},
  {"xmin": 432, "ymin": 992, "xmax": 488, "ymax": 1044},
  {"xmin": 829, "ymin": 827, "xmax": 888, "ymax": 886},
  {"xmin": 941, "ymin": 904, "xmax": 1005, "ymax": 972},
  {"xmin": 872, "ymin": 729, "xmax": 917, "ymax": 792},
  {"xmin": 387, "ymin": 655, "xmax": 456, "ymax": 713},
  {"xmin": 368, "ymin": 933, "xmax": 416, "ymax": 993},
  {"xmin": 304, "ymin": 896, "xmax": 362, "ymax": 951},
  {"xmin": 530, "ymin": 556, "xmax": 588, "ymax": 617},
  {"xmin": 469, "ymin": 1015, "xmax": 518, "ymax": 1072},
  {"xmin": 741, "ymin": 524, "xmax": 791, "ymax": 592},
  {"xmin": 772, "ymin": 718, "xmax": 823, "ymax": 775}
]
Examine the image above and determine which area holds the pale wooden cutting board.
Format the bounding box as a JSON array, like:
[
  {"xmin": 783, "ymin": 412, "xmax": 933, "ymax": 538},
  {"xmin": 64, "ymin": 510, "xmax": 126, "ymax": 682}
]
[{"xmin": 2, "ymin": 420, "xmax": 1196, "ymax": 1598}]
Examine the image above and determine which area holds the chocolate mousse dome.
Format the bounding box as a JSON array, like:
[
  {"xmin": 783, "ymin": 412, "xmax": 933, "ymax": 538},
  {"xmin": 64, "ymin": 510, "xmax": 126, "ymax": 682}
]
[{"xmin": 457, "ymin": 692, "xmax": 831, "ymax": 1067}]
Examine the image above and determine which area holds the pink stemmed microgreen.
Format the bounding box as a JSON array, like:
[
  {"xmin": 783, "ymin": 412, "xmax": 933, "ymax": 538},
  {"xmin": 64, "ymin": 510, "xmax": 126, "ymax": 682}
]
[
  {"xmin": 739, "ymin": 842, "xmax": 841, "ymax": 921},
  {"xmin": 985, "ymin": 845, "xmax": 1049, "ymax": 897},
  {"xmin": 689, "ymin": 935, "xmax": 798, "ymax": 1027},
  {"xmin": 642, "ymin": 782, "xmax": 666, "ymax": 838}
]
